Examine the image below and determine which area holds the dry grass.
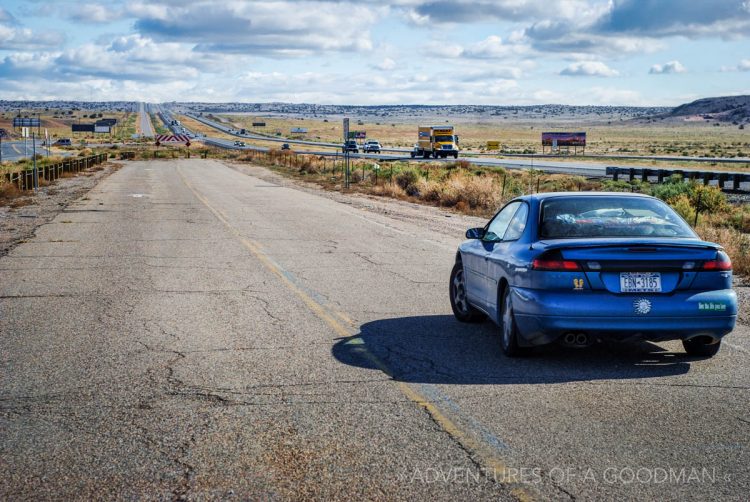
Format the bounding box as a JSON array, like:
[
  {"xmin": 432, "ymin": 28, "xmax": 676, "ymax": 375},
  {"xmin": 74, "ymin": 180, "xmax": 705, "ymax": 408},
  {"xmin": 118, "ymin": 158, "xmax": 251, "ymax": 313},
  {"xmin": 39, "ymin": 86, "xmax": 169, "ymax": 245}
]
[
  {"xmin": 697, "ymin": 224, "xmax": 750, "ymax": 276},
  {"xmin": 0, "ymin": 182, "xmax": 23, "ymax": 201}
]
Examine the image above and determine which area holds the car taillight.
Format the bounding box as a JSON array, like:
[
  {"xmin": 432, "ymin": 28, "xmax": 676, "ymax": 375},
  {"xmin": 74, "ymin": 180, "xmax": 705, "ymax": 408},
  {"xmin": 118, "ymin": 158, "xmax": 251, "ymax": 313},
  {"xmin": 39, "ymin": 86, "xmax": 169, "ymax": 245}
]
[
  {"xmin": 531, "ymin": 258, "xmax": 581, "ymax": 271},
  {"xmin": 701, "ymin": 251, "xmax": 732, "ymax": 271}
]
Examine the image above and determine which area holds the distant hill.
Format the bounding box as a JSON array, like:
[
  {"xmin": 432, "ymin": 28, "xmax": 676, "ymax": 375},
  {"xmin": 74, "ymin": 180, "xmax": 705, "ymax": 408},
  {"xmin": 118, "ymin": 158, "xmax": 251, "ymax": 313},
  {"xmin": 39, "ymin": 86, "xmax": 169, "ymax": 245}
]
[{"xmin": 666, "ymin": 95, "xmax": 750, "ymax": 123}]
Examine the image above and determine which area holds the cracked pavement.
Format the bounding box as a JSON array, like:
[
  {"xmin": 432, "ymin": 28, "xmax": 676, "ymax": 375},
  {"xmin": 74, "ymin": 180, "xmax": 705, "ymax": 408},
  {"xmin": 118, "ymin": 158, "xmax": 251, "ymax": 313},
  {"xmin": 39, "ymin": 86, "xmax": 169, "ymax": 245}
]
[{"xmin": 1, "ymin": 159, "xmax": 748, "ymax": 501}]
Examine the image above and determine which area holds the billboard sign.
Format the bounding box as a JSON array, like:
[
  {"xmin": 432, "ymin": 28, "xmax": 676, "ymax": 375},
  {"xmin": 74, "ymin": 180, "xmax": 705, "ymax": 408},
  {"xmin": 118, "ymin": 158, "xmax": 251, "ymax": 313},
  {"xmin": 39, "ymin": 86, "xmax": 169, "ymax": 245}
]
[
  {"xmin": 347, "ymin": 131, "xmax": 366, "ymax": 139},
  {"xmin": 343, "ymin": 118, "xmax": 349, "ymax": 143},
  {"xmin": 290, "ymin": 127, "xmax": 308, "ymax": 134},
  {"xmin": 486, "ymin": 141, "xmax": 500, "ymax": 150},
  {"xmin": 13, "ymin": 117, "xmax": 41, "ymax": 128},
  {"xmin": 252, "ymin": 122, "xmax": 266, "ymax": 127},
  {"xmin": 542, "ymin": 132, "xmax": 586, "ymax": 147},
  {"xmin": 94, "ymin": 125, "xmax": 111, "ymax": 134},
  {"xmin": 72, "ymin": 124, "xmax": 95, "ymax": 132}
]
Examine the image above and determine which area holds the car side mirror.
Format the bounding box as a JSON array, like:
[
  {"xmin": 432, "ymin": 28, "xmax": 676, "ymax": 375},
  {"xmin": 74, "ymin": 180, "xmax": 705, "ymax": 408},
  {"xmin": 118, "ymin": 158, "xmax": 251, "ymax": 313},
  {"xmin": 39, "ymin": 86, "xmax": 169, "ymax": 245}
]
[{"xmin": 466, "ymin": 227, "xmax": 485, "ymax": 239}]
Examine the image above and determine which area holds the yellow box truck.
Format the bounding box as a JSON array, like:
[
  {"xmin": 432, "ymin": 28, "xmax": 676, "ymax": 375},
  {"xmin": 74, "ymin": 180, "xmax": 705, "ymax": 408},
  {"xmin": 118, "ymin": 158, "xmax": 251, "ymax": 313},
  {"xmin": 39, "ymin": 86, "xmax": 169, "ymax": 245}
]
[{"xmin": 411, "ymin": 125, "xmax": 459, "ymax": 159}]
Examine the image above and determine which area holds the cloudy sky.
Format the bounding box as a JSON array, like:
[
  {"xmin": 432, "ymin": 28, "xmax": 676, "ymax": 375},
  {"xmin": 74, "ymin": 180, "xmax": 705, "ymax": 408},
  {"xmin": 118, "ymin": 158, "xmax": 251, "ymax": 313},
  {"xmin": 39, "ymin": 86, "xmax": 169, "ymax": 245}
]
[{"xmin": 0, "ymin": 0, "xmax": 749, "ymax": 105}]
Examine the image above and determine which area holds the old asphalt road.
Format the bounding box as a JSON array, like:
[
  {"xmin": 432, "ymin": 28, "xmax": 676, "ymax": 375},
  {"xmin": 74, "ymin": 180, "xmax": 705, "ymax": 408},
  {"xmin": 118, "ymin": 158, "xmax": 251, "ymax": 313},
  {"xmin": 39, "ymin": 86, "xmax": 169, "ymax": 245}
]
[{"xmin": 1, "ymin": 159, "xmax": 748, "ymax": 500}]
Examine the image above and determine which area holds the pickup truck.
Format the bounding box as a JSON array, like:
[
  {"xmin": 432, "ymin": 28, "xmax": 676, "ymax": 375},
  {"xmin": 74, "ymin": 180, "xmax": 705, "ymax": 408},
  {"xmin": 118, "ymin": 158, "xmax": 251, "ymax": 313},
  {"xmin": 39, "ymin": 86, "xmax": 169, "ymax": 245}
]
[
  {"xmin": 342, "ymin": 140, "xmax": 358, "ymax": 153},
  {"xmin": 362, "ymin": 140, "xmax": 381, "ymax": 153}
]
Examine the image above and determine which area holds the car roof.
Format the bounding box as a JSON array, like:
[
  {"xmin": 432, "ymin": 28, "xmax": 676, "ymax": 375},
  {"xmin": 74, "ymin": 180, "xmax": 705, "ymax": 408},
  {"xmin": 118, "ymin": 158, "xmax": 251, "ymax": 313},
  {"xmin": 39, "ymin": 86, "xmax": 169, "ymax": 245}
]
[{"xmin": 519, "ymin": 192, "xmax": 657, "ymax": 202}]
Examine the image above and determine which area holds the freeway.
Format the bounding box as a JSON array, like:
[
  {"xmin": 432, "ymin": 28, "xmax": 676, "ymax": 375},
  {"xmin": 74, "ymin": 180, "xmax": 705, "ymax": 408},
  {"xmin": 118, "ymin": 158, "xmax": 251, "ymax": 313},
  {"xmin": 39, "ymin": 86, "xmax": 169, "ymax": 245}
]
[
  {"xmin": 1, "ymin": 158, "xmax": 748, "ymax": 500},
  {"xmin": 184, "ymin": 111, "xmax": 750, "ymax": 165},
  {"xmin": 1, "ymin": 139, "xmax": 28, "ymax": 162},
  {"xmin": 138, "ymin": 102, "xmax": 155, "ymax": 138},
  {"xmin": 0, "ymin": 138, "xmax": 53, "ymax": 162},
  {"xmin": 181, "ymin": 112, "xmax": 750, "ymax": 184}
]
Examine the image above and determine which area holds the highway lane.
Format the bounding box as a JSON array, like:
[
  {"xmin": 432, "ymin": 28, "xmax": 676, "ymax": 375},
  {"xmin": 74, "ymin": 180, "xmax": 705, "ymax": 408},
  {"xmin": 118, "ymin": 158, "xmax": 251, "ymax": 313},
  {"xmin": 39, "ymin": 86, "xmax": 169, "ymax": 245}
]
[
  {"xmin": 138, "ymin": 102, "xmax": 155, "ymax": 138},
  {"xmin": 183, "ymin": 111, "xmax": 750, "ymax": 166},
  {"xmin": 0, "ymin": 139, "xmax": 52, "ymax": 162},
  {"xmin": 181, "ymin": 113, "xmax": 750, "ymax": 184},
  {"xmin": 1, "ymin": 158, "xmax": 747, "ymax": 500}
]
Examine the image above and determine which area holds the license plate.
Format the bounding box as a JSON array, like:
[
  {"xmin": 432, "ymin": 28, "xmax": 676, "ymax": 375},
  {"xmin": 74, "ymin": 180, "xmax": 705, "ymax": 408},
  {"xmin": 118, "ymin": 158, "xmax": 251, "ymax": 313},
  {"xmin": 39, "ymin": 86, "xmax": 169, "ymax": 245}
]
[{"xmin": 620, "ymin": 272, "xmax": 661, "ymax": 293}]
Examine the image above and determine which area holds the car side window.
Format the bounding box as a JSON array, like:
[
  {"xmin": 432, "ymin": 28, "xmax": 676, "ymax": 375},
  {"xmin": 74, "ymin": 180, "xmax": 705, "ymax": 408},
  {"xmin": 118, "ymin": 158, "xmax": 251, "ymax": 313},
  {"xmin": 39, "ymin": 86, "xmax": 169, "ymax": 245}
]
[
  {"xmin": 503, "ymin": 203, "xmax": 529, "ymax": 241},
  {"xmin": 483, "ymin": 202, "xmax": 520, "ymax": 242}
]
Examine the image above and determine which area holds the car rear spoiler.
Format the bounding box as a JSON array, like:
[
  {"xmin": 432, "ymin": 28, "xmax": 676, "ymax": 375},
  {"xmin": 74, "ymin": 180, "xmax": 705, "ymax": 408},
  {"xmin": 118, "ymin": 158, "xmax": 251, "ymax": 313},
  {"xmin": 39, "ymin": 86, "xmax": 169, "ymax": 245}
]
[{"xmin": 535, "ymin": 239, "xmax": 722, "ymax": 251}]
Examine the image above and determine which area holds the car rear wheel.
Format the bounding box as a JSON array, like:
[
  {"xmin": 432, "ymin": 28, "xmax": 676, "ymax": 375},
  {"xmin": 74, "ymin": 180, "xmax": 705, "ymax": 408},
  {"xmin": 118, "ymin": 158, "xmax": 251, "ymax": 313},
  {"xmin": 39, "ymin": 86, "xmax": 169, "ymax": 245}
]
[
  {"xmin": 450, "ymin": 262, "xmax": 484, "ymax": 323},
  {"xmin": 500, "ymin": 287, "xmax": 524, "ymax": 357},
  {"xmin": 682, "ymin": 337, "xmax": 721, "ymax": 357}
]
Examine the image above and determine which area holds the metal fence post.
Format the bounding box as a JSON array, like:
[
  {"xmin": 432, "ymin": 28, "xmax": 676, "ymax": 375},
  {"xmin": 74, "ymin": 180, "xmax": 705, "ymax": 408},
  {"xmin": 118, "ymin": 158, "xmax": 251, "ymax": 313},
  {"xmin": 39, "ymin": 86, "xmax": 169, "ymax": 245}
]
[{"xmin": 694, "ymin": 191, "xmax": 702, "ymax": 227}]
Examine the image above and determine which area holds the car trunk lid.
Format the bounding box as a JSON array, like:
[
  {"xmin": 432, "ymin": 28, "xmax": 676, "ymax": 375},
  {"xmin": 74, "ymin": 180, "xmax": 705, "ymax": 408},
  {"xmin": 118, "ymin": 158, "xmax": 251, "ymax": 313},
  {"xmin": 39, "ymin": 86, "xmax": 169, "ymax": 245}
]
[{"xmin": 536, "ymin": 239, "xmax": 720, "ymax": 293}]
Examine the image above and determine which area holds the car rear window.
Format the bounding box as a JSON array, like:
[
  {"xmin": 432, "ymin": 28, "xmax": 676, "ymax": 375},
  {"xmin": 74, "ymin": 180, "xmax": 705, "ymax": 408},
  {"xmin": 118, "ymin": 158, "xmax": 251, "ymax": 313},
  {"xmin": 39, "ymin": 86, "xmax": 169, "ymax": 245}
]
[{"xmin": 539, "ymin": 196, "xmax": 696, "ymax": 239}]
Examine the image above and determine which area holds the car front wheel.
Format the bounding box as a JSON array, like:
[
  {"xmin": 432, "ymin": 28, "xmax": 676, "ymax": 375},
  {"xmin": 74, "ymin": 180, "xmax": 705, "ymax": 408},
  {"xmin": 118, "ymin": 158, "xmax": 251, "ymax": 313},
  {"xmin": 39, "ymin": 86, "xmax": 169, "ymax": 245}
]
[
  {"xmin": 500, "ymin": 287, "xmax": 524, "ymax": 357},
  {"xmin": 449, "ymin": 262, "xmax": 484, "ymax": 323},
  {"xmin": 683, "ymin": 337, "xmax": 721, "ymax": 357}
]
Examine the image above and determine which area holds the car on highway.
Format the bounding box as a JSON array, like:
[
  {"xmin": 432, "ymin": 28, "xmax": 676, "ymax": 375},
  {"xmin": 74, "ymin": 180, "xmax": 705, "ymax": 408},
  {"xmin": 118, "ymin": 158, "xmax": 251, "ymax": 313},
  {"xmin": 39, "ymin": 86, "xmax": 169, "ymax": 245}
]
[
  {"xmin": 363, "ymin": 140, "xmax": 381, "ymax": 153},
  {"xmin": 449, "ymin": 192, "xmax": 737, "ymax": 357},
  {"xmin": 343, "ymin": 140, "xmax": 359, "ymax": 153},
  {"xmin": 53, "ymin": 138, "xmax": 72, "ymax": 146},
  {"xmin": 233, "ymin": 140, "xmax": 246, "ymax": 147}
]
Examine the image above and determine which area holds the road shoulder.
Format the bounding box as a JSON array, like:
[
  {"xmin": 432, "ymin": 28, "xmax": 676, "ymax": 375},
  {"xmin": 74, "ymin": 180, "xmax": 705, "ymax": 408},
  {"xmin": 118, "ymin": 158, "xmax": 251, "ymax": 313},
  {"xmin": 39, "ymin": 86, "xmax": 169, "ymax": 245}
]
[{"xmin": 0, "ymin": 161, "xmax": 121, "ymax": 258}]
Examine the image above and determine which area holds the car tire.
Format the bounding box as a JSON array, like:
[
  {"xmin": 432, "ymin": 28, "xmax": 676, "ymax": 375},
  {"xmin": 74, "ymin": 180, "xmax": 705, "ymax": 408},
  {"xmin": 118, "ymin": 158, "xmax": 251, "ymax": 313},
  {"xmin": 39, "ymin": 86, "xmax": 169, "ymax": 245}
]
[
  {"xmin": 682, "ymin": 337, "xmax": 721, "ymax": 357},
  {"xmin": 500, "ymin": 287, "xmax": 525, "ymax": 357},
  {"xmin": 449, "ymin": 262, "xmax": 485, "ymax": 323},
  {"xmin": 454, "ymin": 153, "xmax": 458, "ymax": 159}
]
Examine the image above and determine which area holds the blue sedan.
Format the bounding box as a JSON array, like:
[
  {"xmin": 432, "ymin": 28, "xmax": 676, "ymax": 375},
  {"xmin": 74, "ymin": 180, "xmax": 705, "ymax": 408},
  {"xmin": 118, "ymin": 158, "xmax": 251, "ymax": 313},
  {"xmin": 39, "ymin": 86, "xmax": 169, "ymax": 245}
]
[{"xmin": 450, "ymin": 193, "xmax": 737, "ymax": 357}]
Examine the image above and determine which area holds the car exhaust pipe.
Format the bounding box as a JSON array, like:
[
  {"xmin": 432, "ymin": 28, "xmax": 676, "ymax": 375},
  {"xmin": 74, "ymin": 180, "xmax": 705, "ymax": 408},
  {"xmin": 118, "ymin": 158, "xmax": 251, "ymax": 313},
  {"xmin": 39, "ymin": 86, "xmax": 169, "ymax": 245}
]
[{"xmin": 561, "ymin": 332, "xmax": 591, "ymax": 348}]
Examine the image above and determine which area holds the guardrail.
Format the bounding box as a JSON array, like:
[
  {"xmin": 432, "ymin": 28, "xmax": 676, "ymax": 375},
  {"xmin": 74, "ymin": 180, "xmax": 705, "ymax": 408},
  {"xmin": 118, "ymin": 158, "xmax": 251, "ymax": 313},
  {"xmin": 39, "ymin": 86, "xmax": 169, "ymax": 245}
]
[
  {"xmin": 606, "ymin": 166, "xmax": 750, "ymax": 190},
  {"xmin": 2, "ymin": 153, "xmax": 108, "ymax": 191}
]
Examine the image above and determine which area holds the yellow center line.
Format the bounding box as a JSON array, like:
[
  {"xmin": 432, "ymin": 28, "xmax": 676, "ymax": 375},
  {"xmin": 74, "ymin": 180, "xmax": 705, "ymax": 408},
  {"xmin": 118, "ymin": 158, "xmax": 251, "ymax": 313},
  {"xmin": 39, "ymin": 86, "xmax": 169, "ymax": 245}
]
[{"xmin": 176, "ymin": 164, "xmax": 535, "ymax": 502}]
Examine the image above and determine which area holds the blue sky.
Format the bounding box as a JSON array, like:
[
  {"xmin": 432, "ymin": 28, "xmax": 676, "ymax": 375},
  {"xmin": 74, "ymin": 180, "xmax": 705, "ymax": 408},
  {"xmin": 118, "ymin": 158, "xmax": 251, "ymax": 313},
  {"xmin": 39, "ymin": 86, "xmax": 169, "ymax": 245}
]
[{"xmin": 0, "ymin": 0, "xmax": 749, "ymax": 105}]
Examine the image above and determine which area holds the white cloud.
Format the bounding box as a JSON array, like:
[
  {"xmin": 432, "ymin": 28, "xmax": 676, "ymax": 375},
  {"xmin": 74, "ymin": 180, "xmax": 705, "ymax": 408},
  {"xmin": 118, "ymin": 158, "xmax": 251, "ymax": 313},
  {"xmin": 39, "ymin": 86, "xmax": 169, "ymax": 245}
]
[
  {"xmin": 422, "ymin": 35, "xmax": 530, "ymax": 60},
  {"xmin": 68, "ymin": 4, "xmax": 124, "ymax": 23},
  {"xmin": 721, "ymin": 59, "xmax": 750, "ymax": 72},
  {"xmin": 560, "ymin": 61, "xmax": 619, "ymax": 77},
  {"xmin": 372, "ymin": 58, "xmax": 397, "ymax": 71},
  {"xmin": 127, "ymin": 1, "xmax": 380, "ymax": 56},
  {"xmin": 0, "ymin": 7, "xmax": 64, "ymax": 50},
  {"xmin": 649, "ymin": 60, "xmax": 687, "ymax": 74}
]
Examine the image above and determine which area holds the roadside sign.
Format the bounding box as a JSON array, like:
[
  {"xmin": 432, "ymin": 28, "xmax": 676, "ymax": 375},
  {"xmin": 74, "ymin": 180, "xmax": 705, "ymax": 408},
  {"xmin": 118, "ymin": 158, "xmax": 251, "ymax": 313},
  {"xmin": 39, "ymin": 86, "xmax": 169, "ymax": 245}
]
[
  {"xmin": 13, "ymin": 117, "xmax": 41, "ymax": 128},
  {"xmin": 22, "ymin": 127, "xmax": 29, "ymax": 138},
  {"xmin": 487, "ymin": 141, "xmax": 500, "ymax": 150}
]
